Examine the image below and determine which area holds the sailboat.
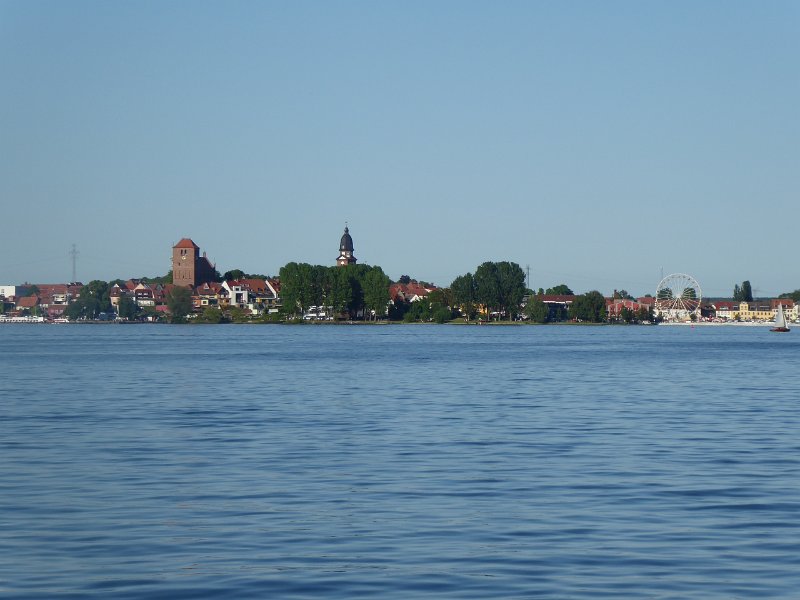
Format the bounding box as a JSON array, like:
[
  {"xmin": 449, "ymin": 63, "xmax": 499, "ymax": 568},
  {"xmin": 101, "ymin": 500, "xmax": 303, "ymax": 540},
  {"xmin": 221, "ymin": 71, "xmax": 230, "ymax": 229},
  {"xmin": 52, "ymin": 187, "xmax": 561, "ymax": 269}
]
[{"xmin": 770, "ymin": 303, "xmax": 791, "ymax": 333}]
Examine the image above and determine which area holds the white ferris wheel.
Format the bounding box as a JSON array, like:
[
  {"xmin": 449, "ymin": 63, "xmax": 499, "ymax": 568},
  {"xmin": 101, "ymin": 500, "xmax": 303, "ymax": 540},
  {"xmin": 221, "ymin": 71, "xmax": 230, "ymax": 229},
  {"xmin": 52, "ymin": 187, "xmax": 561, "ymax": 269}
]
[{"xmin": 655, "ymin": 273, "xmax": 702, "ymax": 321}]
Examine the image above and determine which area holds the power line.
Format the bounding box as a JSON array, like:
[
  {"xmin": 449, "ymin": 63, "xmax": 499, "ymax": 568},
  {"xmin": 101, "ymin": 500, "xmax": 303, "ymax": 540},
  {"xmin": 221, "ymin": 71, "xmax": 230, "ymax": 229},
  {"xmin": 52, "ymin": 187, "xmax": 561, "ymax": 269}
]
[{"xmin": 69, "ymin": 244, "xmax": 79, "ymax": 283}]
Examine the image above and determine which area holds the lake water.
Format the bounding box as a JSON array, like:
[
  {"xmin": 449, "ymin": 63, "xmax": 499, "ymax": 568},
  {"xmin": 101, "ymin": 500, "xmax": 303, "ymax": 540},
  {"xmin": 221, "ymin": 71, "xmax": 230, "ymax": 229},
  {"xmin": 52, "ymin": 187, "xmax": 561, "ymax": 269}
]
[{"xmin": 2, "ymin": 324, "xmax": 800, "ymax": 598}]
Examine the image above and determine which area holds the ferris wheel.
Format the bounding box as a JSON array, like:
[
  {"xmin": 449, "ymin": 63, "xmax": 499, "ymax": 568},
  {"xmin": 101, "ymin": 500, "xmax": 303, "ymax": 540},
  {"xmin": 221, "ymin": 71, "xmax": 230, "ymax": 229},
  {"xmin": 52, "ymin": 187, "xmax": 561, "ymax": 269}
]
[{"xmin": 655, "ymin": 273, "xmax": 702, "ymax": 321}]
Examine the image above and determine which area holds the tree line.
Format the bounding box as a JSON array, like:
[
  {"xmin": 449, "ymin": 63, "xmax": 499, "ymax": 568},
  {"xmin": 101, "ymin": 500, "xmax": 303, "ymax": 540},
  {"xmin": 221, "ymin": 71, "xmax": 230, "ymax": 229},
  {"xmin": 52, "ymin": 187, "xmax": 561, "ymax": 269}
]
[{"xmin": 278, "ymin": 263, "xmax": 390, "ymax": 320}]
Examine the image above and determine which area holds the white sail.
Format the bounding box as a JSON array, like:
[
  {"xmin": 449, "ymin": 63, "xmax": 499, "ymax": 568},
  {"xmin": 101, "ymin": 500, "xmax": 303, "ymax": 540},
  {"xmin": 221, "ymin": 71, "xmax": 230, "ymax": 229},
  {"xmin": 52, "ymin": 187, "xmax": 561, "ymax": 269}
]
[{"xmin": 774, "ymin": 304, "xmax": 787, "ymax": 329}]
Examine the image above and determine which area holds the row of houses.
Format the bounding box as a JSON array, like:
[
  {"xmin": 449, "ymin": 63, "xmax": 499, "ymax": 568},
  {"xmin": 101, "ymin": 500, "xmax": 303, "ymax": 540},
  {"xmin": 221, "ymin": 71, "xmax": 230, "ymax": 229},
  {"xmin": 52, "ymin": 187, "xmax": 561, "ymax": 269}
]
[
  {"xmin": 0, "ymin": 279, "xmax": 283, "ymax": 320},
  {"xmin": 0, "ymin": 284, "xmax": 84, "ymax": 318},
  {"xmin": 709, "ymin": 299, "xmax": 797, "ymax": 322},
  {"xmin": 109, "ymin": 278, "xmax": 282, "ymax": 315}
]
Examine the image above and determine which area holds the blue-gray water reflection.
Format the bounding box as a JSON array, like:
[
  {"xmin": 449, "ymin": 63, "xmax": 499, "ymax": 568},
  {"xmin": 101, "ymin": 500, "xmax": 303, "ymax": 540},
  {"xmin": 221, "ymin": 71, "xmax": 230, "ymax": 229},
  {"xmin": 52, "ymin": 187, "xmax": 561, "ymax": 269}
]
[{"xmin": 3, "ymin": 324, "xmax": 800, "ymax": 598}]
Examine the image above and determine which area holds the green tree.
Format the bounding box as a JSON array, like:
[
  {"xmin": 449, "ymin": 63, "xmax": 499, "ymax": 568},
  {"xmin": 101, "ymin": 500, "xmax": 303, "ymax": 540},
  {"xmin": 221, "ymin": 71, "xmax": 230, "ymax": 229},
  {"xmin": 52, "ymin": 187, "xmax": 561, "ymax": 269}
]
[
  {"xmin": 473, "ymin": 261, "xmax": 526, "ymax": 320},
  {"xmin": 279, "ymin": 262, "xmax": 319, "ymax": 316},
  {"xmin": 166, "ymin": 286, "xmax": 193, "ymax": 323},
  {"xmin": 427, "ymin": 287, "xmax": 453, "ymax": 308},
  {"xmin": 227, "ymin": 306, "xmax": 248, "ymax": 323},
  {"xmin": 657, "ymin": 287, "xmax": 674, "ymax": 300},
  {"xmin": 741, "ymin": 280, "xmax": 753, "ymax": 302},
  {"xmin": 198, "ymin": 306, "xmax": 224, "ymax": 323},
  {"xmin": 404, "ymin": 300, "xmax": 431, "ymax": 322},
  {"xmin": 496, "ymin": 261, "xmax": 526, "ymax": 320},
  {"xmin": 278, "ymin": 262, "xmax": 302, "ymax": 316},
  {"xmin": 613, "ymin": 289, "xmax": 634, "ymax": 300},
  {"xmin": 432, "ymin": 305, "xmax": 452, "ymax": 324},
  {"xmin": 223, "ymin": 269, "xmax": 246, "ymax": 281},
  {"xmin": 388, "ymin": 298, "xmax": 410, "ymax": 321},
  {"xmin": 116, "ymin": 295, "xmax": 138, "ymax": 320},
  {"xmin": 733, "ymin": 280, "xmax": 753, "ymax": 302},
  {"xmin": 450, "ymin": 273, "xmax": 477, "ymax": 320},
  {"xmin": 545, "ymin": 284, "xmax": 574, "ymax": 295},
  {"xmin": 65, "ymin": 280, "xmax": 111, "ymax": 319},
  {"xmin": 569, "ymin": 291, "xmax": 607, "ymax": 323},
  {"xmin": 779, "ymin": 289, "xmax": 800, "ymax": 302},
  {"xmin": 474, "ymin": 262, "xmax": 501, "ymax": 319},
  {"xmin": 363, "ymin": 267, "xmax": 390, "ymax": 320},
  {"xmin": 524, "ymin": 297, "xmax": 549, "ymax": 323},
  {"xmin": 398, "ymin": 275, "xmax": 412, "ymax": 284},
  {"xmin": 329, "ymin": 267, "xmax": 355, "ymax": 318}
]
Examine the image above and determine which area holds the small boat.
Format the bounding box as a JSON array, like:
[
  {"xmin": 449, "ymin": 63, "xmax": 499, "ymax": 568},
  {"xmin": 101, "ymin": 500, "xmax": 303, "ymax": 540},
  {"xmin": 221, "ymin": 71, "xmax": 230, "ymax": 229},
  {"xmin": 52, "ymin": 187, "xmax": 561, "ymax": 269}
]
[{"xmin": 770, "ymin": 304, "xmax": 790, "ymax": 332}]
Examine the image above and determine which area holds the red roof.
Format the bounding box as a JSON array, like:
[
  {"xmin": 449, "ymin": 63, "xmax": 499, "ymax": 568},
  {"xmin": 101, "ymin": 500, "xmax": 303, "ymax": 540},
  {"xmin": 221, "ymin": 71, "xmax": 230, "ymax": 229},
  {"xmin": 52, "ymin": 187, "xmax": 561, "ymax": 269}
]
[
  {"xmin": 173, "ymin": 238, "xmax": 199, "ymax": 249},
  {"xmin": 196, "ymin": 282, "xmax": 224, "ymax": 296},
  {"xmin": 713, "ymin": 301, "xmax": 737, "ymax": 310},
  {"xmin": 17, "ymin": 295, "xmax": 40, "ymax": 308},
  {"xmin": 227, "ymin": 279, "xmax": 271, "ymax": 294},
  {"xmin": 389, "ymin": 282, "xmax": 436, "ymax": 301}
]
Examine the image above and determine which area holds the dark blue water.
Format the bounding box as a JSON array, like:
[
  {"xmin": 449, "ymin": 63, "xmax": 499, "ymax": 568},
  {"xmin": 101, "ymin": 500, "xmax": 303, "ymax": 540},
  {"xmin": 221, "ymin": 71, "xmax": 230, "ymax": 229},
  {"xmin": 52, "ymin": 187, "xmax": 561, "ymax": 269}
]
[{"xmin": 2, "ymin": 324, "xmax": 800, "ymax": 598}]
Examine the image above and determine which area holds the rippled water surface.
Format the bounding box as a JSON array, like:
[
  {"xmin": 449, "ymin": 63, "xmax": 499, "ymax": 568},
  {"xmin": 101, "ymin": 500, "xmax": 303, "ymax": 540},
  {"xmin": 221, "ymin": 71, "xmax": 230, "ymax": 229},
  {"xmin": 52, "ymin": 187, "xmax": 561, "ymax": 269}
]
[{"xmin": 3, "ymin": 324, "xmax": 800, "ymax": 598}]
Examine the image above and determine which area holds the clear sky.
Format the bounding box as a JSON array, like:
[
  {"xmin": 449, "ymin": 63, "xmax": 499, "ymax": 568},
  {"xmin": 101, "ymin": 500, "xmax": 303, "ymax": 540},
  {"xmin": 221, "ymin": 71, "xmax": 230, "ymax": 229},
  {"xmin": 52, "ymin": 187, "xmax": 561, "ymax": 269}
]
[{"xmin": 1, "ymin": 2, "xmax": 798, "ymax": 297}]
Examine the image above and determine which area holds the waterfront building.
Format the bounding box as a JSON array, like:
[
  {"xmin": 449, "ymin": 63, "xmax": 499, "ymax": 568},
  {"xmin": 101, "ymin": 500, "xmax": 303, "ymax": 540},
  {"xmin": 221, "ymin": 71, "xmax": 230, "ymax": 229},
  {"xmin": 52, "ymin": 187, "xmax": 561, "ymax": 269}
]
[
  {"xmin": 336, "ymin": 226, "xmax": 357, "ymax": 267},
  {"xmin": 389, "ymin": 281, "xmax": 436, "ymax": 303},
  {"xmin": 0, "ymin": 285, "xmax": 30, "ymax": 299},
  {"xmin": 221, "ymin": 278, "xmax": 281, "ymax": 314},
  {"xmin": 172, "ymin": 238, "xmax": 217, "ymax": 288}
]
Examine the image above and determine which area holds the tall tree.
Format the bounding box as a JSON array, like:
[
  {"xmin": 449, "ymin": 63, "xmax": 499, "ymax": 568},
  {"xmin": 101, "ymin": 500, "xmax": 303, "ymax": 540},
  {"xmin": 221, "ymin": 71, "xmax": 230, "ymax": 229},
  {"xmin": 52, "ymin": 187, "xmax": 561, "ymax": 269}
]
[
  {"xmin": 363, "ymin": 267, "xmax": 390, "ymax": 320},
  {"xmin": 545, "ymin": 284, "xmax": 574, "ymax": 295},
  {"xmin": 741, "ymin": 280, "xmax": 753, "ymax": 302},
  {"xmin": 474, "ymin": 262, "xmax": 501, "ymax": 319},
  {"xmin": 733, "ymin": 281, "xmax": 753, "ymax": 302},
  {"xmin": 329, "ymin": 267, "xmax": 354, "ymax": 318},
  {"xmin": 450, "ymin": 273, "xmax": 476, "ymax": 320},
  {"xmin": 472, "ymin": 261, "xmax": 526, "ymax": 320},
  {"xmin": 524, "ymin": 297, "xmax": 549, "ymax": 323},
  {"xmin": 569, "ymin": 291, "xmax": 607, "ymax": 323},
  {"xmin": 276, "ymin": 263, "xmax": 315, "ymax": 314},
  {"xmin": 496, "ymin": 261, "xmax": 526, "ymax": 320},
  {"xmin": 166, "ymin": 286, "xmax": 193, "ymax": 323}
]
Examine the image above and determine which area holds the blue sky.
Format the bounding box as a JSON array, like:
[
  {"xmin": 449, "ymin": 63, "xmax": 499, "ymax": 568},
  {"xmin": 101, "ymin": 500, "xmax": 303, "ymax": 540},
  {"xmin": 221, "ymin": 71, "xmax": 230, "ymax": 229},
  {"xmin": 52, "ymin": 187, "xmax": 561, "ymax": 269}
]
[{"xmin": 1, "ymin": 2, "xmax": 797, "ymax": 297}]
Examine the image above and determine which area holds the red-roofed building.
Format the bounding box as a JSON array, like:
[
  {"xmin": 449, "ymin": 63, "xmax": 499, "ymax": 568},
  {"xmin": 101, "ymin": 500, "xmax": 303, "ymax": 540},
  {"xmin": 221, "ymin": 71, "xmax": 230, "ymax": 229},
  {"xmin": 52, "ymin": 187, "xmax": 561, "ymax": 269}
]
[
  {"xmin": 222, "ymin": 279, "xmax": 279, "ymax": 313},
  {"xmin": 389, "ymin": 282, "xmax": 436, "ymax": 303},
  {"xmin": 194, "ymin": 282, "xmax": 227, "ymax": 309},
  {"xmin": 16, "ymin": 295, "xmax": 40, "ymax": 311},
  {"xmin": 606, "ymin": 297, "xmax": 649, "ymax": 320}
]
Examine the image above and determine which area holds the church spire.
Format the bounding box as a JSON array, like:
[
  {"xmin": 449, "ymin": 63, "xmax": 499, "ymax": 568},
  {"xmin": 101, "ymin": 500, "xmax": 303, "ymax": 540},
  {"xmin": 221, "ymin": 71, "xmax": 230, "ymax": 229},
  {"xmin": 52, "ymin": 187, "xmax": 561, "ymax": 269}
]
[{"xmin": 336, "ymin": 224, "xmax": 357, "ymax": 266}]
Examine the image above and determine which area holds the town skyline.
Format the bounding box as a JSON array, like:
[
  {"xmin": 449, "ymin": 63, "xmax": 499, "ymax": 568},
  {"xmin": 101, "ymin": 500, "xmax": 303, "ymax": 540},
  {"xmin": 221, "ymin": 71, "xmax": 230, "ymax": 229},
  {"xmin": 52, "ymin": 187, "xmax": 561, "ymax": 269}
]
[
  {"xmin": 2, "ymin": 3, "xmax": 798, "ymax": 296},
  {"xmin": 3, "ymin": 228, "xmax": 800, "ymax": 301}
]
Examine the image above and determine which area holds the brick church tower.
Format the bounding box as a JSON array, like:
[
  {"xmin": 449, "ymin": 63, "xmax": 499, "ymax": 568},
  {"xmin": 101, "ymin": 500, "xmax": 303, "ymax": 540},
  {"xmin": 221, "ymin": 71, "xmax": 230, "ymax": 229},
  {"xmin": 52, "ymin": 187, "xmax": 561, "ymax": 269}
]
[{"xmin": 172, "ymin": 238, "xmax": 216, "ymax": 287}]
